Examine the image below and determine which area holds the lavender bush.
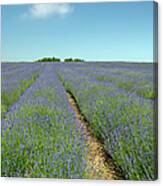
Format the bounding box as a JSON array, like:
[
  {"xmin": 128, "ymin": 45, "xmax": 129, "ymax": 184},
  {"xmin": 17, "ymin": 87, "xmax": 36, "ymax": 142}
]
[
  {"xmin": 1, "ymin": 62, "xmax": 157, "ymax": 180},
  {"xmin": 2, "ymin": 64, "xmax": 87, "ymax": 178},
  {"xmin": 57, "ymin": 62, "xmax": 157, "ymax": 180}
]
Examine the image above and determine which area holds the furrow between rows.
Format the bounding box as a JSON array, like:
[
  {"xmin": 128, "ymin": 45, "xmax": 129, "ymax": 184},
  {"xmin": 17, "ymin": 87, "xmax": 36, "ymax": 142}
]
[{"xmin": 66, "ymin": 91, "xmax": 124, "ymax": 180}]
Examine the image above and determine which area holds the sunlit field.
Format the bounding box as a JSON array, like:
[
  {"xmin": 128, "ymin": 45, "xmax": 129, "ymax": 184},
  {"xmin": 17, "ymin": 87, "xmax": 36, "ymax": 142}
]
[{"xmin": 1, "ymin": 62, "xmax": 157, "ymax": 180}]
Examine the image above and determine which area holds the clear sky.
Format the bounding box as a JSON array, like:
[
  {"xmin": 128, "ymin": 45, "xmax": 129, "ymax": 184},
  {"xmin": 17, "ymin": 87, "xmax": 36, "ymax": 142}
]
[{"xmin": 1, "ymin": 1, "xmax": 155, "ymax": 62}]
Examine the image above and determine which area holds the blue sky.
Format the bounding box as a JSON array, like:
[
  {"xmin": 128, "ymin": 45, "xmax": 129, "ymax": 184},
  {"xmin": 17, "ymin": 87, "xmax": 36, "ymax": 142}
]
[{"xmin": 1, "ymin": 1, "xmax": 155, "ymax": 62}]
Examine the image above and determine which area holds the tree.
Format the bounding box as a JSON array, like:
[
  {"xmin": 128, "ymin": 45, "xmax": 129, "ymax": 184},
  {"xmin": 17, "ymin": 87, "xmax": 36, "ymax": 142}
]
[
  {"xmin": 73, "ymin": 58, "xmax": 85, "ymax": 62},
  {"xmin": 64, "ymin": 58, "xmax": 74, "ymax": 62},
  {"xmin": 36, "ymin": 57, "xmax": 61, "ymax": 62},
  {"xmin": 64, "ymin": 58, "xmax": 85, "ymax": 62},
  {"xmin": 36, "ymin": 57, "xmax": 85, "ymax": 62}
]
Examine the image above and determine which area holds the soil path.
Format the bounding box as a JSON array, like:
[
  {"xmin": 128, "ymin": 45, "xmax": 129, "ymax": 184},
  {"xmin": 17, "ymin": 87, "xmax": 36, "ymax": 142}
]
[{"xmin": 67, "ymin": 92, "xmax": 123, "ymax": 180}]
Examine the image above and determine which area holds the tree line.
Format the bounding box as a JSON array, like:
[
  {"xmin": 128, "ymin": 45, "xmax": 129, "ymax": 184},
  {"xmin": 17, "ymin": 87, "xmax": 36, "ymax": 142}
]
[{"xmin": 36, "ymin": 57, "xmax": 85, "ymax": 62}]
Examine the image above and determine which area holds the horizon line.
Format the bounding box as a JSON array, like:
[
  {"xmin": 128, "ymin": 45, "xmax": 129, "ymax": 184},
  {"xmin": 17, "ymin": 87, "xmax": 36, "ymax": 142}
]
[{"xmin": 1, "ymin": 60, "xmax": 155, "ymax": 63}]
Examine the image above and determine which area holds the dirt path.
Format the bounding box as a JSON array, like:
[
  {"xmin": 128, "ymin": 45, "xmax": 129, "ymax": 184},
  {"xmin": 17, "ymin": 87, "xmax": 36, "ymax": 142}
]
[{"xmin": 67, "ymin": 92, "xmax": 123, "ymax": 180}]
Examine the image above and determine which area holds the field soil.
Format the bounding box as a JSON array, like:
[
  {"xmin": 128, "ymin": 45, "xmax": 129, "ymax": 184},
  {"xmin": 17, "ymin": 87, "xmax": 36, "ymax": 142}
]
[{"xmin": 67, "ymin": 92, "xmax": 123, "ymax": 180}]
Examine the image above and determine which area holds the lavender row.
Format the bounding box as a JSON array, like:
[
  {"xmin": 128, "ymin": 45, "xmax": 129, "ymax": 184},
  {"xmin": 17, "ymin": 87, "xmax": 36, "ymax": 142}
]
[
  {"xmin": 1, "ymin": 65, "xmax": 87, "ymax": 178},
  {"xmin": 1, "ymin": 63, "xmax": 43, "ymax": 118},
  {"xmin": 56, "ymin": 63, "xmax": 156, "ymax": 180},
  {"xmin": 57, "ymin": 62, "xmax": 155, "ymax": 99}
]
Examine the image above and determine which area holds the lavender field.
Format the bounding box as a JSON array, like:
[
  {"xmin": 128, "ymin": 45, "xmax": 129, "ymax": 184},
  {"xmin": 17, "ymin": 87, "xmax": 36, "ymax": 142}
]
[{"xmin": 1, "ymin": 62, "xmax": 157, "ymax": 180}]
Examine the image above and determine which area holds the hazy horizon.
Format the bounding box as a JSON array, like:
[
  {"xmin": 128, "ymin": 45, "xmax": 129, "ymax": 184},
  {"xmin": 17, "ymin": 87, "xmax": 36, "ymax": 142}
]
[{"xmin": 1, "ymin": 60, "xmax": 154, "ymax": 64}]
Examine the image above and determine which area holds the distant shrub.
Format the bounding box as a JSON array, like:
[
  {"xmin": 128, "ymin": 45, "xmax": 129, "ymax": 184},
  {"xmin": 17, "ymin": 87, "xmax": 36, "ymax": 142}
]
[
  {"xmin": 36, "ymin": 57, "xmax": 85, "ymax": 62},
  {"xmin": 64, "ymin": 58, "xmax": 74, "ymax": 62},
  {"xmin": 36, "ymin": 57, "xmax": 61, "ymax": 62},
  {"xmin": 64, "ymin": 58, "xmax": 85, "ymax": 62},
  {"xmin": 73, "ymin": 58, "xmax": 85, "ymax": 62}
]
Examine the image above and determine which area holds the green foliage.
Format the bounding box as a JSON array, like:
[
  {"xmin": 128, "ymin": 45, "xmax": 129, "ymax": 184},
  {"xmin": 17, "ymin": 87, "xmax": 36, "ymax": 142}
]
[
  {"xmin": 64, "ymin": 58, "xmax": 85, "ymax": 62},
  {"xmin": 36, "ymin": 57, "xmax": 61, "ymax": 62},
  {"xmin": 73, "ymin": 58, "xmax": 85, "ymax": 62},
  {"xmin": 36, "ymin": 57, "xmax": 85, "ymax": 62},
  {"xmin": 64, "ymin": 58, "xmax": 74, "ymax": 62}
]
